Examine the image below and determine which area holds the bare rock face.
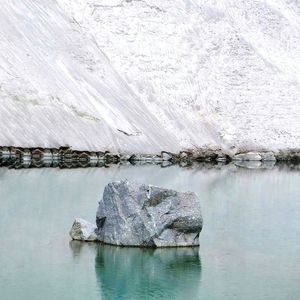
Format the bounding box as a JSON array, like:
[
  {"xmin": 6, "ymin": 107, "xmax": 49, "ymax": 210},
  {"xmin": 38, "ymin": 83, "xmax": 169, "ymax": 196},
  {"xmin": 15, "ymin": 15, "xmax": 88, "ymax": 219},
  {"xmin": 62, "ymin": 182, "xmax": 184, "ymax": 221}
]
[
  {"xmin": 161, "ymin": 151, "xmax": 173, "ymax": 161},
  {"xmin": 96, "ymin": 180, "xmax": 202, "ymax": 247},
  {"xmin": 233, "ymin": 151, "xmax": 276, "ymax": 162},
  {"xmin": 70, "ymin": 218, "xmax": 97, "ymax": 241},
  {"xmin": 260, "ymin": 152, "xmax": 276, "ymax": 161},
  {"xmin": 233, "ymin": 152, "xmax": 262, "ymax": 161}
]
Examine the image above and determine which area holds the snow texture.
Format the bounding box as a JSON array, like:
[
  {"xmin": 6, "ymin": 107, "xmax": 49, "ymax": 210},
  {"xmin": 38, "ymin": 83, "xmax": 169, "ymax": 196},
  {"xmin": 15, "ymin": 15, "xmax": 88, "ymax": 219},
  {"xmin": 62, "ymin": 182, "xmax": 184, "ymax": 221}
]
[{"xmin": 0, "ymin": 0, "xmax": 299, "ymax": 153}]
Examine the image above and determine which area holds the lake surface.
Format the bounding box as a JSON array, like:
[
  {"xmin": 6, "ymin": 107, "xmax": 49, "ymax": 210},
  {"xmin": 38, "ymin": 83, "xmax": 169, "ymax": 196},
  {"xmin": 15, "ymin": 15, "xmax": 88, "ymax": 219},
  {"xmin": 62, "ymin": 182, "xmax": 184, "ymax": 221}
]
[{"xmin": 0, "ymin": 164, "xmax": 299, "ymax": 300}]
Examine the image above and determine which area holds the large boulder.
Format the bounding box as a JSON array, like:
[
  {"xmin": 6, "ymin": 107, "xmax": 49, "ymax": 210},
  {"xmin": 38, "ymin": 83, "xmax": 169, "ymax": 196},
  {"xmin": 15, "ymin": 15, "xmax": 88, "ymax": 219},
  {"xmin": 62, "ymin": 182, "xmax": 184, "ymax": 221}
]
[{"xmin": 96, "ymin": 180, "xmax": 202, "ymax": 247}]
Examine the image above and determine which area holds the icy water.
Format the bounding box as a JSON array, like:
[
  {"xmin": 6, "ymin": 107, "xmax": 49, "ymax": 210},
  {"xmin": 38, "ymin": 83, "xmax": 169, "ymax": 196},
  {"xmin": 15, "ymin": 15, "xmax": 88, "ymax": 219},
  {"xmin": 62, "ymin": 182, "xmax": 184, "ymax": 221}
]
[{"xmin": 0, "ymin": 164, "xmax": 299, "ymax": 300}]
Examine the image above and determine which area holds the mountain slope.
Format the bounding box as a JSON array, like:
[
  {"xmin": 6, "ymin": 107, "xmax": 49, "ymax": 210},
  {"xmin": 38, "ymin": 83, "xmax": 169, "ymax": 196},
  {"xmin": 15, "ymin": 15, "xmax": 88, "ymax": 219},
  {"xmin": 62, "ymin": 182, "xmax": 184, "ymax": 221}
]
[
  {"xmin": 0, "ymin": 0, "xmax": 190, "ymax": 153},
  {"xmin": 59, "ymin": 0, "xmax": 300, "ymax": 152},
  {"xmin": 0, "ymin": 0, "xmax": 299, "ymax": 153}
]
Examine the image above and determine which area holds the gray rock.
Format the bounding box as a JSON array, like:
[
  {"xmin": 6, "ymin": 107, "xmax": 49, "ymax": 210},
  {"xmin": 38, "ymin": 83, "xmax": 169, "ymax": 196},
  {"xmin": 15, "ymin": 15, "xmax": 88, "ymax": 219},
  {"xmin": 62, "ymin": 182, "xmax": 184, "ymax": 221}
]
[
  {"xmin": 161, "ymin": 151, "xmax": 173, "ymax": 161},
  {"xmin": 130, "ymin": 154, "xmax": 162, "ymax": 162},
  {"xmin": 97, "ymin": 152, "xmax": 105, "ymax": 161},
  {"xmin": 96, "ymin": 180, "xmax": 202, "ymax": 247},
  {"xmin": 119, "ymin": 154, "xmax": 131, "ymax": 161},
  {"xmin": 233, "ymin": 152, "xmax": 262, "ymax": 161},
  {"xmin": 179, "ymin": 151, "xmax": 193, "ymax": 161},
  {"xmin": 260, "ymin": 152, "xmax": 276, "ymax": 161},
  {"xmin": 179, "ymin": 151, "xmax": 189, "ymax": 159},
  {"xmin": 70, "ymin": 218, "xmax": 97, "ymax": 241},
  {"xmin": 233, "ymin": 151, "xmax": 276, "ymax": 162}
]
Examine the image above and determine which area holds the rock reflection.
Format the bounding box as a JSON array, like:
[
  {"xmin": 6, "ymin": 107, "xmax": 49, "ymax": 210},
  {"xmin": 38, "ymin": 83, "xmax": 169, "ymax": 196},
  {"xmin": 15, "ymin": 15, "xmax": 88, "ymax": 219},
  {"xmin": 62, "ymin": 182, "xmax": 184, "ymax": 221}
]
[
  {"xmin": 69, "ymin": 240, "xmax": 86, "ymax": 259},
  {"xmin": 69, "ymin": 240, "xmax": 99, "ymax": 263},
  {"xmin": 95, "ymin": 245, "xmax": 202, "ymax": 300}
]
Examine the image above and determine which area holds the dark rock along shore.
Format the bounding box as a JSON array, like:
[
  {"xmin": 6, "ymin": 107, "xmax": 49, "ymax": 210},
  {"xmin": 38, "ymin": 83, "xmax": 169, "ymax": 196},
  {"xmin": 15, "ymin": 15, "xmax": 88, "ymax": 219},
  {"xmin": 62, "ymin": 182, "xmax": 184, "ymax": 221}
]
[{"xmin": 1, "ymin": 146, "xmax": 300, "ymax": 169}]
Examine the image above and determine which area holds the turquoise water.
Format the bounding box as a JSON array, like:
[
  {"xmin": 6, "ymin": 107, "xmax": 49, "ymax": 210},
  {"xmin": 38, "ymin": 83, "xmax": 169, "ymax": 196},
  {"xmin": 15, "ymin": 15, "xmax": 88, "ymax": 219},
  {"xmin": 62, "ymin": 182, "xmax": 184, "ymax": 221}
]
[{"xmin": 0, "ymin": 165, "xmax": 299, "ymax": 300}]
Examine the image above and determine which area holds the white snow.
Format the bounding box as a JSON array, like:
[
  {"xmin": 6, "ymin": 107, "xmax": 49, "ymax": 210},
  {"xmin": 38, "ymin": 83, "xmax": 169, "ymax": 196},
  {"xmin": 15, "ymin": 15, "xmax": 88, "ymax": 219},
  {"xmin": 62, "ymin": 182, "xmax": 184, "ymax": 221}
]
[{"xmin": 0, "ymin": 0, "xmax": 299, "ymax": 153}]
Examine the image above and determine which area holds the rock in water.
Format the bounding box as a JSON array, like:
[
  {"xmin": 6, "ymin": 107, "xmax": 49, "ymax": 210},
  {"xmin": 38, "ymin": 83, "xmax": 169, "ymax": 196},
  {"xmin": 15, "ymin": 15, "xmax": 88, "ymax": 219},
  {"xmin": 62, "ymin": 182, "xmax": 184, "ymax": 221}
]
[
  {"xmin": 96, "ymin": 180, "xmax": 203, "ymax": 247},
  {"xmin": 233, "ymin": 152, "xmax": 262, "ymax": 161},
  {"xmin": 70, "ymin": 218, "xmax": 97, "ymax": 241}
]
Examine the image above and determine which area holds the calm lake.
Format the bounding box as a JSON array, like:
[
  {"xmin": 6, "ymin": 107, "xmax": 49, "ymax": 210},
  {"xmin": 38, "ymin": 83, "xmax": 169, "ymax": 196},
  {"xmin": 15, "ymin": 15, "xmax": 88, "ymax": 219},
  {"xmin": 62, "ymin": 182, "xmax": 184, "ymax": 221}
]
[{"xmin": 0, "ymin": 164, "xmax": 299, "ymax": 300}]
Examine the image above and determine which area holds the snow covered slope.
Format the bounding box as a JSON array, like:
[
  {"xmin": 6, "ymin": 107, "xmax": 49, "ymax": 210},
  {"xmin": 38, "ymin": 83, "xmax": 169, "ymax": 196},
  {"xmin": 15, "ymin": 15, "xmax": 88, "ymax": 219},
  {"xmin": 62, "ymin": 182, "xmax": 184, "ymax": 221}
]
[
  {"xmin": 0, "ymin": 0, "xmax": 187, "ymax": 153},
  {"xmin": 58, "ymin": 0, "xmax": 300, "ymax": 152},
  {"xmin": 0, "ymin": 0, "xmax": 299, "ymax": 153}
]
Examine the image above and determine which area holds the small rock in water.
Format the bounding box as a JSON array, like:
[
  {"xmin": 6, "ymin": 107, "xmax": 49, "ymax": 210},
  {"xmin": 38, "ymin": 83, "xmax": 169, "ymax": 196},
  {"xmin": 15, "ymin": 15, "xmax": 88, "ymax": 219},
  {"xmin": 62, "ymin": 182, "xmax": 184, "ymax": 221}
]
[
  {"xmin": 69, "ymin": 218, "xmax": 97, "ymax": 241},
  {"xmin": 96, "ymin": 180, "xmax": 203, "ymax": 247}
]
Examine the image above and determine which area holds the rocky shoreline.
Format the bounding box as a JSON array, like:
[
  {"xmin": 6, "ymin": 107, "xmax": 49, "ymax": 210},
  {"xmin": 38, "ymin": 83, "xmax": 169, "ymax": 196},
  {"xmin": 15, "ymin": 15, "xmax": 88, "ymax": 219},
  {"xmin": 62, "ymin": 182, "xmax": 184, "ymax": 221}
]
[{"xmin": 0, "ymin": 146, "xmax": 299, "ymax": 169}]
